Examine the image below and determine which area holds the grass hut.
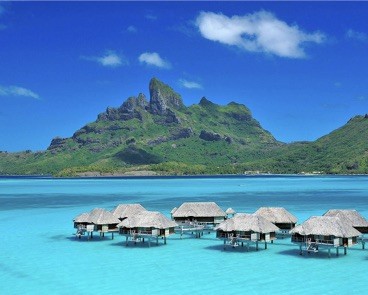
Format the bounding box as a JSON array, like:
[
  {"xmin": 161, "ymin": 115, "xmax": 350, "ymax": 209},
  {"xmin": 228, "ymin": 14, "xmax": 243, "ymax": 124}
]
[
  {"xmin": 111, "ymin": 204, "xmax": 147, "ymax": 221},
  {"xmin": 73, "ymin": 212, "xmax": 90, "ymax": 228},
  {"xmin": 172, "ymin": 202, "xmax": 226, "ymax": 227},
  {"xmin": 73, "ymin": 212, "xmax": 91, "ymax": 238},
  {"xmin": 117, "ymin": 211, "xmax": 177, "ymax": 246},
  {"xmin": 254, "ymin": 207, "xmax": 297, "ymax": 236},
  {"xmin": 74, "ymin": 208, "xmax": 120, "ymax": 239},
  {"xmin": 323, "ymin": 209, "xmax": 368, "ymax": 234},
  {"xmin": 290, "ymin": 216, "xmax": 362, "ymax": 257},
  {"xmin": 225, "ymin": 208, "xmax": 236, "ymax": 219},
  {"xmin": 216, "ymin": 213, "xmax": 279, "ymax": 251},
  {"xmin": 170, "ymin": 207, "xmax": 177, "ymax": 220}
]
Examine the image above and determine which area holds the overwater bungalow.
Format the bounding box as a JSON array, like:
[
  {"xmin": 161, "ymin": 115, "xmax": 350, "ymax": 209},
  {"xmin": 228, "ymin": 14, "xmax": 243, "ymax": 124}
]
[
  {"xmin": 290, "ymin": 216, "xmax": 362, "ymax": 257},
  {"xmin": 117, "ymin": 211, "xmax": 177, "ymax": 246},
  {"xmin": 170, "ymin": 207, "xmax": 177, "ymax": 220},
  {"xmin": 225, "ymin": 208, "xmax": 236, "ymax": 219},
  {"xmin": 111, "ymin": 203, "xmax": 147, "ymax": 220},
  {"xmin": 216, "ymin": 213, "xmax": 279, "ymax": 251},
  {"xmin": 73, "ymin": 208, "xmax": 120, "ymax": 239},
  {"xmin": 323, "ymin": 209, "xmax": 368, "ymax": 234},
  {"xmin": 73, "ymin": 212, "xmax": 90, "ymax": 228},
  {"xmin": 254, "ymin": 207, "xmax": 298, "ymax": 237},
  {"xmin": 172, "ymin": 202, "xmax": 226, "ymax": 228}
]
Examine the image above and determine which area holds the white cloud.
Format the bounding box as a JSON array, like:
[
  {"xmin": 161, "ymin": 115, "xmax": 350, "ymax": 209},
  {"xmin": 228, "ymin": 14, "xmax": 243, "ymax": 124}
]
[
  {"xmin": 179, "ymin": 79, "xmax": 203, "ymax": 89},
  {"xmin": 138, "ymin": 52, "xmax": 171, "ymax": 69},
  {"xmin": 127, "ymin": 25, "xmax": 137, "ymax": 33},
  {"xmin": 346, "ymin": 29, "xmax": 367, "ymax": 42},
  {"xmin": 145, "ymin": 14, "xmax": 157, "ymax": 21},
  {"xmin": 82, "ymin": 50, "xmax": 128, "ymax": 68},
  {"xmin": 0, "ymin": 85, "xmax": 40, "ymax": 99},
  {"xmin": 196, "ymin": 11, "xmax": 325, "ymax": 58}
]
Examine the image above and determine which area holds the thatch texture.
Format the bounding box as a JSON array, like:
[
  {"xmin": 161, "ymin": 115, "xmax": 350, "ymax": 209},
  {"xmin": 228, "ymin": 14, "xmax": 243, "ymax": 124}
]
[
  {"xmin": 73, "ymin": 212, "xmax": 90, "ymax": 223},
  {"xmin": 254, "ymin": 207, "xmax": 297, "ymax": 224},
  {"xmin": 87, "ymin": 208, "xmax": 121, "ymax": 225},
  {"xmin": 323, "ymin": 209, "xmax": 368, "ymax": 228},
  {"xmin": 225, "ymin": 208, "xmax": 236, "ymax": 215},
  {"xmin": 172, "ymin": 202, "xmax": 226, "ymax": 218},
  {"xmin": 117, "ymin": 211, "xmax": 177, "ymax": 229},
  {"xmin": 290, "ymin": 216, "xmax": 362, "ymax": 237},
  {"xmin": 111, "ymin": 204, "xmax": 147, "ymax": 219},
  {"xmin": 216, "ymin": 213, "xmax": 279, "ymax": 233}
]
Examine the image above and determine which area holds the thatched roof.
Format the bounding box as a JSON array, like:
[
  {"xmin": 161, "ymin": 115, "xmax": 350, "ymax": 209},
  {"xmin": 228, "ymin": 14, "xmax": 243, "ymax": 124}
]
[
  {"xmin": 172, "ymin": 202, "xmax": 226, "ymax": 218},
  {"xmin": 117, "ymin": 211, "xmax": 177, "ymax": 229},
  {"xmin": 73, "ymin": 212, "xmax": 90, "ymax": 223},
  {"xmin": 323, "ymin": 209, "xmax": 368, "ymax": 228},
  {"xmin": 254, "ymin": 207, "xmax": 298, "ymax": 224},
  {"xmin": 170, "ymin": 207, "xmax": 177, "ymax": 214},
  {"xmin": 225, "ymin": 208, "xmax": 236, "ymax": 214},
  {"xmin": 290, "ymin": 216, "xmax": 362, "ymax": 237},
  {"xmin": 111, "ymin": 204, "xmax": 147, "ymax": 219},
  {"xmin": 87, "ymin": 208, "xmax": 121, "ymax": 225},
  {"xmin": 216, "ymin": 213, "xmax": 279, "ymax": 233}
]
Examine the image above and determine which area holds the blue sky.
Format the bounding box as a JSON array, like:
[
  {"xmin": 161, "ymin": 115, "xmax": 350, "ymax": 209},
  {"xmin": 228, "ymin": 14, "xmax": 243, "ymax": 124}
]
[{"xmin": 0, "ymin": 1, "xmax": 367, "ymax": 152}]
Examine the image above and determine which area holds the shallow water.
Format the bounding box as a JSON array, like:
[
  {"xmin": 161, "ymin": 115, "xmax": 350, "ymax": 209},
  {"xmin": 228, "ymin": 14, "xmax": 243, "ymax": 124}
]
[{"xmin": 0, "ymin": 176, "xmax": 367, "ymax": 294}]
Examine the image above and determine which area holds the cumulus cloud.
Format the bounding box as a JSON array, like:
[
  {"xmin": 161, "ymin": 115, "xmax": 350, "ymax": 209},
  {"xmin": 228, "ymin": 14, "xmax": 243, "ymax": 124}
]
[
  {"xmin": 179, "ymin": 79, "xmax": 203, "ymax": 89},
  {"xmin": 82, "ymin": 50, "xmax": 128, "ymax": 67},
  {"xmin": 138, "ymin": 52, "xmax": 171, "ymax": 69},
  {"xmin": 127, "ymin": 25, "xmax": 137, "ymax": 33},
  {"xmin": 196, "ymin": 11, "xmax": 325, "ymax": 58},
  {"xmin": 346, "ymin": 29, "xmax": 367, "ymax": 42},
  {"xmin": 0, "ymin": 85, "xmax": 40, "ymax": 99}
]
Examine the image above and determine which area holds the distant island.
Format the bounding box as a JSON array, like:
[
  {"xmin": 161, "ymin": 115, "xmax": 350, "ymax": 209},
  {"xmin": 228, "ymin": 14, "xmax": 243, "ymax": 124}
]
[{"xmin": 1, "ymin": 78, "xmax": 368, "ymax": 176}]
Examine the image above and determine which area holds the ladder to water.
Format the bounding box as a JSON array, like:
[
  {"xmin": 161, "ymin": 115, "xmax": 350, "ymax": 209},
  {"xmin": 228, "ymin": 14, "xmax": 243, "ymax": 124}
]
[{"xmin": 306, "ymin": 241, "xmax": 318, "ymax": 253}]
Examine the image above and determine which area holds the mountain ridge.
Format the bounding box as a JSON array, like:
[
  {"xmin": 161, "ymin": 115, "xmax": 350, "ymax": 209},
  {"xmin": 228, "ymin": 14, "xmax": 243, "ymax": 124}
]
[{"xmin": 1, "ymin": 78, "xmax": 368, "ymax": 176}]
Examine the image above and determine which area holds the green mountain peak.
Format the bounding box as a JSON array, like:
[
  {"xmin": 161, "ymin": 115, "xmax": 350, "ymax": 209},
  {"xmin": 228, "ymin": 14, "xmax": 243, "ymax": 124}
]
[
  {"xmin": 149, "ymin": 77, "xmax": 184, "ymax": 114},
  {"xmin": 1, "ymin": 79, "xmax": 368, "ymax": 176}
]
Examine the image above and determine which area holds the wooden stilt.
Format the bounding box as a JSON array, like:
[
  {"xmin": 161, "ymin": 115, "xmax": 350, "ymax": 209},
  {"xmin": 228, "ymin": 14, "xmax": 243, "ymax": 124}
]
[
  {"xmin": 271, "ymin": 240, "xmax": 273, "ymax": 244},
  {"xmin": 164, "ymin": 236, "xmax": 167, "ymax": 245},
  {"xmin": 265, "ymin": 242, "xmax": 267, "ymax": 250},
  {"xmin": 241, "ymin": 242, "xmax": 244, "ymax": 247},
  {"xmin": 256, "ymin": 241, "xmax": 259, "ymax": 251},
  {"xmin": 362, "ymin": 241, "xmax": 365, "ymax": 250},
  {"xmin": 328, "ymin": 248, "xmax": 331, "ymax": 258},
  {"xmin": 344, "ymin": 247, "xmax": 347, "ymax": 255},
  {"xmin": 112, "ymin": 232, "xmax": 114, "ymax": 240},
  {"xmin": 247, "ymin": 243, "xmax": 249, "ymax": 252},
  {"xmin": 125, "ymin": 236, "xmax": 128, "ymax": 246},
  {"xmin": 143, "ymin": 238, "xmax": 145, "ymax": 243},
  {"xmin": 336, "ymin": 247, "xmax": 339, "ymax": 256},
  {"xmin": 299, "ymin": 244, "xmax": 302, "ymax": 255},
  {"xmin": 156, "ymin": 236, "xmax": 159, "ymax": 245}
]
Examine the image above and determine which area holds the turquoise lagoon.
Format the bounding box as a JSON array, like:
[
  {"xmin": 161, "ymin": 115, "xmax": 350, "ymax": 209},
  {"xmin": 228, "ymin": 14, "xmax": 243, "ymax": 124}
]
[{"xmin": 0, "ymin": 176, "xmax": 367, "ymax": 294}]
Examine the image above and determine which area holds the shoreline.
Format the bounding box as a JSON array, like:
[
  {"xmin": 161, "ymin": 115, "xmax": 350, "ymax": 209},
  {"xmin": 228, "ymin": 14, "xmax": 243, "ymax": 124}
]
[{"xmin": 1, "ymin": 172, "xmax": 368, "ymax": 180}]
